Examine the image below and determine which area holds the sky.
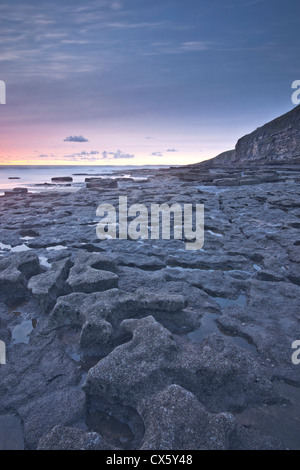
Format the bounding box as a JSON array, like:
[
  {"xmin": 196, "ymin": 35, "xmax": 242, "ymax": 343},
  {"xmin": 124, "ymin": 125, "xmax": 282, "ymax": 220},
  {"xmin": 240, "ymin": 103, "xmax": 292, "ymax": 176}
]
[{"xmin": 0, "ymin": 0, "xmax": 299, "ymax": 166}]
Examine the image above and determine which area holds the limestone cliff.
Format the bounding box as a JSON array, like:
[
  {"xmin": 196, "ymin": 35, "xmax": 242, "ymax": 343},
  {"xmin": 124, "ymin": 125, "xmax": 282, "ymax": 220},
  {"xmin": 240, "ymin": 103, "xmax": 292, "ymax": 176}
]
[{"xmin": 204, "ymin": 104, "xmax": 300, "ymax": 166}]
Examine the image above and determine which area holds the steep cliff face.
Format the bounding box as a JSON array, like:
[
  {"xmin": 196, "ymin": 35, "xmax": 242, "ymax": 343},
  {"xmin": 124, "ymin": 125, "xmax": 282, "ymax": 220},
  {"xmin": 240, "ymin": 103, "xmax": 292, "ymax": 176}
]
[
  {"xmin": 206, "ymin": 104, "xmax": 300, "ymax": 166},
  {"xmin": 235, "ymin": 104, "xmax": 300, "ymax": 163}
]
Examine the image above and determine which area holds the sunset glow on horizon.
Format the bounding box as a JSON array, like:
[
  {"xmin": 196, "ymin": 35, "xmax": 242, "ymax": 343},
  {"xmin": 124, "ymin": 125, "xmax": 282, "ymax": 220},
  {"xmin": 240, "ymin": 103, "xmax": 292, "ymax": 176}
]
[{"xmin": 0, "ymin": 0, "xmax": 299, "ymax": 166}]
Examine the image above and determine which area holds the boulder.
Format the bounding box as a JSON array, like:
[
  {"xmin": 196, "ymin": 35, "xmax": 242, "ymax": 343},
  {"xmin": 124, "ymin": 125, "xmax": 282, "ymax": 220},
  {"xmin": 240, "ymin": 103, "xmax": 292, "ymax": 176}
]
[
  {"xmin": 85, "ymin": 178, "xmax": 118, "ymax": 189},
  {"xmin": 51, "ymin": 177, "xmax": 73, "ymax": 182}
]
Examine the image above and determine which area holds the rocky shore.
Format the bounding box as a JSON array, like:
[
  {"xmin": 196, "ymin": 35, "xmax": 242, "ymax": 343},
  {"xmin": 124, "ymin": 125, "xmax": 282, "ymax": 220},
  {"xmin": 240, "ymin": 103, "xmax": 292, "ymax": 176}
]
[{"xmin": 0, "ymin": 160, "xmax": 300, "ymax": 450}]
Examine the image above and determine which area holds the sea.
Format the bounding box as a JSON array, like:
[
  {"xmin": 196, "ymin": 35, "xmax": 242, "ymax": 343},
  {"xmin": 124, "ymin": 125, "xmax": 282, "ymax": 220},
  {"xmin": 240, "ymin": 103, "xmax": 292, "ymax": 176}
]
[{"xmin": 0, "ymin": 165, "xmax": 168, "ymax": 195}]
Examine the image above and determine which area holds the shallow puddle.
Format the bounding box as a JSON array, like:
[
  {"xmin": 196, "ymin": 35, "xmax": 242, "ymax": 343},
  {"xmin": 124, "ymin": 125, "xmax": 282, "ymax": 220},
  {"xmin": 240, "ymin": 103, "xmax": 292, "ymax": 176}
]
[
  {"xmin": 46, "ymin": 245, "xmax": 68, "ymax": 251},
  {"xmin": 11, "ymin": 244, "xmax": 32, "ymax": 253},
  {"xmin": 68, "ymin": 349, "xmax": 102, "ymax": 372},
  {"xmin": 213, "ymin": 294, "xmax": 247, "ymax": 308},
  {"xmin": 59, "ymin": 328, "xmax": 102, "ymax": 371},
  {"xmin": 38, "ymin": 256, "xmax": 51, "ymax": 268},
  {"xmin": 219, "ymin": 328, "xmax": 257, "ymax": 354},
  {"xmin": 235, "ymin": 380, "xmax": 300, "ymax": 449},
  {"xmin": 166, "ymin": 265, "xmax": 208, "ymax": 272},
  {"xmin": 188, "ymin": 312, "xmax": 220, "ymax": 343},
  {"xmin": 227, "ymin": 269, "xmax": 252, "ymax": 277},
  {"xmin": 0, "ymin": 242, "xmax": 12, "ymax": 251},
  {"xmin": 11, "ymin": 319, "xmax": 36, "ymax": 344},
  {"xmin": 188, "ymin": 309, "xmax": 257, "ymax": 355},
  {"xmin": 253, "ymin": 264, "xmax": 262, "ymax": 271},
  {"xmin": 207, "ymin": 229, "xmax": 224, "ymax": 237},
  {"xmin": 86, "ymin": 410, "xmax": 134, "ymax": 448}
]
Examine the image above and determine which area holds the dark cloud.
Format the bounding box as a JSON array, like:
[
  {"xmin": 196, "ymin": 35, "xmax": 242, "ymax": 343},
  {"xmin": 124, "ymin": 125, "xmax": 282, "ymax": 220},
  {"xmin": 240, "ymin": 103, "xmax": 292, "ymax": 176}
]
[
  {"xmin": 38, "ymin": 153, "xmax": 56, "ymax": 159},
  {"xmin": 102, "ymin": 149, "xmax": 134, "ymax": 159},
  {"xmin": 62, "ymin": 150, "xmax": 100, "ymax": 162},
  {"xmin": 151, "ymin": 151, "xmax": 163, "ymax": 157},
  {"xmin": 74, "ymin": 150, "xmax": 99, "ymax": 156},
  {"xmin": 64, "ymin": 135, "xmax": 89, "ymax": 142}
]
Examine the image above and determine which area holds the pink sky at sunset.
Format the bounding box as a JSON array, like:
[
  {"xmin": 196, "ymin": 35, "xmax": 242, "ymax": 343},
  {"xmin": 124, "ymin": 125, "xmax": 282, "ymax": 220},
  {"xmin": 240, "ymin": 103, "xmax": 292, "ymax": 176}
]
[{"xmin": 0, "ymin": 0, "xmax": 298, "ymax": 166}]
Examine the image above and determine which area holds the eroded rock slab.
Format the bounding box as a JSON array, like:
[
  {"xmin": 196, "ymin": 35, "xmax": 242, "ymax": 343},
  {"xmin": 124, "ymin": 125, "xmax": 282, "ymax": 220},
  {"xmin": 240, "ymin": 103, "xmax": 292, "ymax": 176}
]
[
  {"xmin": 84, "ymin": 316, "xmax": 279, "ymax": 413},
  {"xmin": 138, "ymin": 384, "xmax": 235, "ymax": 450},
  {"xmin": 37, "ymin": 425, "xmax": 113, "ymax": 450},
  {"xmin": 66, "ymin": 252, "xmax": 119, "ymax": 293},
  {"xmin": 28, "ymin": 257, "xmax": 73, "ymax": 313},
  {"xmin": 50, "ymin": 288, "xmax": 186, "ymax": 350},
  {"xmin": 0, "ymin": 252, "xmax": 40, "ymax": 298}
]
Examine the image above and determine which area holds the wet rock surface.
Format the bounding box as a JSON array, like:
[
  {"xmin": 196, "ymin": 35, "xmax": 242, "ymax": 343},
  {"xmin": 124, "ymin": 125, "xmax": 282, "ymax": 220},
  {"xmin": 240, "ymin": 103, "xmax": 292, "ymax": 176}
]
[
  {"xmin": 37, "ymin": 425, "xmax": 113, "ymax": 450},
  {"xmin": 0, "ymin": 252, "xmax": 40, "ymax": 298},
  {"xmin": 28, "ymin": 257, "xmax": 73, "ymax": 313},
  {"xmin": 0, "ymin": 165, "xmax": 300, "ymax": 450},
  {"xmin": 66, "ymin": 251, "xmax": 119, "ymax": 294},
  {"xmin": 137, "ymin": 384, "xmax": 283, "ymax": 450}
]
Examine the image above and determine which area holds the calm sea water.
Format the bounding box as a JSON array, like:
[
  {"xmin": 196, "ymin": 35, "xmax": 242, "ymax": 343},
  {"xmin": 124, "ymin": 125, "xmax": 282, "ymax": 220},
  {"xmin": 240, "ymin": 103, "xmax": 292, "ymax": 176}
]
[{"xmin": 0, "ymin": 165, "xmax": 167, "ymax": 195}]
